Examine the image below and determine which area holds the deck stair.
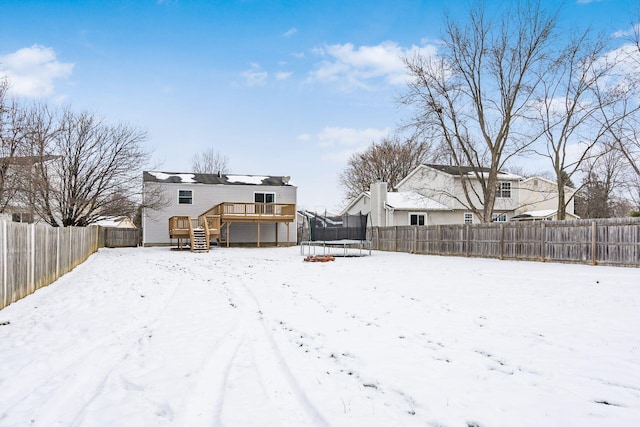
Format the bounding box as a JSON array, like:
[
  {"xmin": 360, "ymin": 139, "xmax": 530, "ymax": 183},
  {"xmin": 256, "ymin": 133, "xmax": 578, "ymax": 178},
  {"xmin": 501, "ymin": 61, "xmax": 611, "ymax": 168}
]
[
  {"xmin": 168, "ymin": 216, "xmax": 210, "ymax": 252},
  {"xmin": 191, "ymin": 227, "xmax": 208, "ymax": 252}
]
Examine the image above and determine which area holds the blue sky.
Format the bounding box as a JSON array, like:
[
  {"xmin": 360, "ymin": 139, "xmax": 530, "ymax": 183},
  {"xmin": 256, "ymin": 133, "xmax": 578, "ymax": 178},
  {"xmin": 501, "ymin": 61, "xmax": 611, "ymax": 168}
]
[{"xmin": 0, "ymin": 0, "xmax": 637, "ymax": 212}]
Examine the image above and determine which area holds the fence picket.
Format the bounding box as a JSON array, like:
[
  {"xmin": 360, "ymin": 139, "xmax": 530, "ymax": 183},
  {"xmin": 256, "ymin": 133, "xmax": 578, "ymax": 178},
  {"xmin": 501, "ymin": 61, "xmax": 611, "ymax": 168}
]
[
  {"xmin": 0, "ymin": 223, "xmax": 138, "ymax": 310},
  {"xmin": 370, "ymin": 217, "xmax": 640, "ymax": 267}
]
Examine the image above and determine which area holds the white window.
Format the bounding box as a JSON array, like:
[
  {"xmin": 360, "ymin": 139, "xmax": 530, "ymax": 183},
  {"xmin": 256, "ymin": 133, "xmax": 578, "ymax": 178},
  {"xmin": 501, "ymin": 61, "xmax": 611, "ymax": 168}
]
[
  {"xmin": 178, "ymin": 189, "xmax": 193, "ymax": 205},
  {"xmin": 12, "ymin": 212, "xmax": 33, "ymax": 223},
  {"xmin": 409, "ymin": 213, "xmax": 425, "ymax": 226},
  {"xmin": 492, "ymin": 213, "xmax": 507, "ymax": 222},
  {"xmin": 464, "ymin": 212, "xmax": 473, "ymax": 224},
  {"xmin": 497, "ymin": 182, "xmax": 512, "ymax": 198}
]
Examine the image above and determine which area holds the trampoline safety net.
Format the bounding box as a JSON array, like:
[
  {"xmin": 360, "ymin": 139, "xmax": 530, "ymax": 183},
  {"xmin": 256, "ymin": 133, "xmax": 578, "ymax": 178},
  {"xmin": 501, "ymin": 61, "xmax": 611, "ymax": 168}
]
[{"xmin": 307, "ymin": 213, "xmax": 368, "ymax": 241}]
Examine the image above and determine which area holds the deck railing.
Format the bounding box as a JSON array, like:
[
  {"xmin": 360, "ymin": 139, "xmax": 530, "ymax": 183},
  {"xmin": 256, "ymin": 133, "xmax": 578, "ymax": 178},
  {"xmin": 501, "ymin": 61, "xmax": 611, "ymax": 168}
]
[
  {"xmin": 210, "ymin": 202, "xmax": 296, "ymax": 221},
  {"xmin": 168, "ymin": 215, "xmax": 194, "ymax": 238},
  {"xmin": 198, "ymin": 214, "xmax": 221, "ymax": 239}
]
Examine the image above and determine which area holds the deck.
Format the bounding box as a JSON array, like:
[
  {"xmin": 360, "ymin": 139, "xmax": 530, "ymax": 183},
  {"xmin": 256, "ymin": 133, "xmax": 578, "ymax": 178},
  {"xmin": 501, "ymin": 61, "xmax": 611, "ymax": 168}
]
[{"xmin": 169, "ymin": 202, "xmax": 295, "ymax": 249}]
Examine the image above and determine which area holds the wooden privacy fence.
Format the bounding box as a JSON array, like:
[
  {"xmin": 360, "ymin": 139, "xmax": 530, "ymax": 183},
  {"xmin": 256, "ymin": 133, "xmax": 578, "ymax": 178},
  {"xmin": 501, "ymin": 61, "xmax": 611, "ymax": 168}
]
[
  {"xmin": 1, "ymin": 222, "xmax": 138, "ymax": 310},
  {"xmin": 100, "ymin": 227, "xmax": 139, "ymax": 248},
  {"xmin": 369, "ymin": 217, "xmax": 640, "ymax": 267}
]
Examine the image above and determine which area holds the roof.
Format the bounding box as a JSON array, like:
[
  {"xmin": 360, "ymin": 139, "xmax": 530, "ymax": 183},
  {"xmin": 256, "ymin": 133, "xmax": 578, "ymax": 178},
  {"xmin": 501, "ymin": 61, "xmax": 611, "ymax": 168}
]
[
  {"xmin": 512, "ymin": 209, "xmax": 557, "ymax": 219},
  {"xmin": 385, "ymin": 191, "xmax": 448, "ymax": 211},
  {"xmin": 94, "ymin": 216, "xmax": 137, "ymax": 228},
  {"xmin": 341, "ymin": 190, "xmax": 449, "ymax": 214},
  {"xmin": 143, "ymin": 171, "xmax": 294, "ymax": 186},
  {"xmin": 0, "ymin": 155, "xmax": 61, "ymax": 166},
  {"xmin": 521, "ymin": 176, "xmax": 576, "ymax": 191},
  {"xmin": 424, "ymin": 164, "xmax": 521, "ymax": 180}
]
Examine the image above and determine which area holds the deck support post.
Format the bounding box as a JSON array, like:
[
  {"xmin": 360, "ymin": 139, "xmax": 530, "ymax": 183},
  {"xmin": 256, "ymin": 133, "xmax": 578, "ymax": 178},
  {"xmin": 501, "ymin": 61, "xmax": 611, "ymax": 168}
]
[{"xmin": 257, "ymin": 222, "xmax": 261, "ymax": 248}]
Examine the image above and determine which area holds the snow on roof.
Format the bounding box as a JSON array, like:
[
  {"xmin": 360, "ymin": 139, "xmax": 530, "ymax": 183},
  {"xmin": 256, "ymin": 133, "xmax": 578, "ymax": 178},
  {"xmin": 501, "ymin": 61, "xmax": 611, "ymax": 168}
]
[
  {"xmin": 147, "ymin": 172, "xmax": 196, "ymax": 183},
  {"xmin": 385, "ymin": 191, "xmax": 448, "ymax": 211},
  {"xmin": 143, "ymin": 171, "xmax": 293, "ymax": 186},
  {"xmin": 226, "ymin": 175, "xmax": 269, "ymax": 185}
]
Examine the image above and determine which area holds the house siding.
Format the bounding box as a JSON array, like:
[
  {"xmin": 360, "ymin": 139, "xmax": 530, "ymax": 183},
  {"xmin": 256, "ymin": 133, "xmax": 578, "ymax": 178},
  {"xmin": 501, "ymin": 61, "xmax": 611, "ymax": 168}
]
[
  {"xmin": 143, "ymin": 181, "xmax": 297, "ymax": 246},
  {"xmin": 518, "ymin": 178, "xmax": 575, "ymax": 216},
  {"xmin": 399, "ymin": 165, "xmax": 521, "ymax": 212}
]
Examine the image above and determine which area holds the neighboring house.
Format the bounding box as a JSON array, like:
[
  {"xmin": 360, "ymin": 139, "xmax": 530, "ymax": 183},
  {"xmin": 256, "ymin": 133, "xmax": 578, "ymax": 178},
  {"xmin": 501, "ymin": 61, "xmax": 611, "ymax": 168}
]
[
  {"xmin": 342, "ymin": 164, "xmax": 576, "ymax": 225},
  {"xmin": 94, "ymin": 216, "xmax": 137, "ymax": 228},
  {"xmin": 142, "ymin": 171, "xmax": 297, "ymax": 246},
  {"xmin": 0, "ymin": 155, "xmax": 60, "ymax": 224},
  {"xmin": 512, "ymin": 176, "xmax": 578, "ymax": 221},
  {"xmin": 341, "ymin": 182, "xmax": 450, "ymax": 227}
]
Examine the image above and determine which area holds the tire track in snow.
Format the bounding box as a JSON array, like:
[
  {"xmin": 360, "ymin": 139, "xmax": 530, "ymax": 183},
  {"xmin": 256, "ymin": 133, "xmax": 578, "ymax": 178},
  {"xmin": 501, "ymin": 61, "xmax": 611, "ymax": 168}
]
[
  {"xmin": 1, "ymin": 269, "xmax": 190, "ymax": 426},
  {"xmin": 239, "ymin": 279, "xmax": 329, "ymax": 426},
  {"xmin": 192, "ymin": 266, "xmax": 329, "ymax": 426}
]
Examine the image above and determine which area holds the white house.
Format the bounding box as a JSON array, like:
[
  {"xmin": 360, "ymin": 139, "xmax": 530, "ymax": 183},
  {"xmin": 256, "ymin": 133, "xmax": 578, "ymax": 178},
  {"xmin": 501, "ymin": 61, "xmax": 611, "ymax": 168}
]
[
  {"xmin": 342, "ymin": 164, "xmax": 576, "ymax": 225},
  {"xmin": 341, "ymin": 182, "xmax": 450, "ymax": 227},
  {"xmin": 94, "ymin": 216, "xmax": 137, "ymax": 228},
  {"xmin": 142, "ymin": 171, "xmax": 297, "ymax": 247},
  {"xmin": 511, "ymin": 176, "xmax": 579, "ymax": 221}
]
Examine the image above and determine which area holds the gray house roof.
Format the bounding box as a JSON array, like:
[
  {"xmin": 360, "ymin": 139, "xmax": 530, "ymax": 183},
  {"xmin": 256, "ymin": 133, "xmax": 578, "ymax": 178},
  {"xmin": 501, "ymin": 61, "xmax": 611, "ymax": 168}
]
[
  {"xmin": 423, "ymin": 164, "xmax": 521, "ymax": 180},
  {"xmin": 143, "ymin": 171, "xmax": 294, "ymax": 186},
  {"xmin": 424, "ymin": 164, "xmax": 491, "ymax": 175}
]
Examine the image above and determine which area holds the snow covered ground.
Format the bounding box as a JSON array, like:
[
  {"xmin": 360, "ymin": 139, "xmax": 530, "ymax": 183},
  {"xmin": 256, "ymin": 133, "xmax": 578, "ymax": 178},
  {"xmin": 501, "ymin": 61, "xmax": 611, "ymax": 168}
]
[{"xmin": 0, "ymin": 246, "xmax": 639, "ymax": 427}]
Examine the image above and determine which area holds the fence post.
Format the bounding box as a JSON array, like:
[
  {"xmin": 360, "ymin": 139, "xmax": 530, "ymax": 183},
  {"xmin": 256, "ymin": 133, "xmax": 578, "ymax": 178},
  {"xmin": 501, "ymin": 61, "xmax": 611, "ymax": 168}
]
[
  {"xmin": 394, "ymin": 226, "xmax": 398, "ymax": 252},
  {"xmin": 465, "ymin": 224, "xmax": 471, "ymax": 257},
  {"xmin": 30, "ymin": 223, "xmax": 35, "ymax": 294},
  {"xmin": 540, "ymin": 222, "xmax": 546, "ymax": 262},
  {"xmin": 591, "ymin": 221, "xmax": 597, "ymax": 266},
  {"xmin": 2, "ymin": 221, "xmax": 6, "ymax": 310},
  {"xmin": 437, "ymin": 225, "xmax": 442, "ymax": 255},
  {"xmin": 499, "ymin": 224, "xmax": 505, "ymax": 260},
  {"xmin": 56, "ymin": 227, "xmax": 60, "ymax": 278},
  {"xmin": 413, "ymin": 226, "xmax": 418, "ymax": 254},
  {"xmin": 375, "ymin": 227, "xmax": 379, "ymax": 251}
]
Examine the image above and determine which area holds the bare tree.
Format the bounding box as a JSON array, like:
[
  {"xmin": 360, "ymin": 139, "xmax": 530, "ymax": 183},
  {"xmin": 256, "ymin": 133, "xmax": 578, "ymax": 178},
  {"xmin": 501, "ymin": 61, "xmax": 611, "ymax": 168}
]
[
  {"xmin": 20, "ymin": 103, "xmax": 60, "ymax": 225},
  {"xmin": 339, "ymin": 135, "xmax": 441, "ymax": 200},
  {"xmin": 0, "ymin": 79, "xmax": 28, "ymax": 213},
  {"xmin": 528, "ymin": 31, "xmax": 622, "ymax": 219},
  {"xmin": 192, "ymin": 148, "xmax": 229, "ymax": 174},
  {"xmin": 605, "ymin": 33, "xmax": 640, "ymax": 179},
  {"xmin": 30, "ymin": 108, "xmax": 152, "ymax": 227},
  {"xmin": 402, "ymin": 1, "xmax": 558, "ymax": 222}
]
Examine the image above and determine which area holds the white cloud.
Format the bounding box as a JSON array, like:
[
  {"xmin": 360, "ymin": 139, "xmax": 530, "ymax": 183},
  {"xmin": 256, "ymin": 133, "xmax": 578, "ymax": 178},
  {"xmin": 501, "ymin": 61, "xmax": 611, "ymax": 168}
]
[
  {"xmin": 241, "ymin": 63, "xmax": 267, "ymax": 87},
  {"xmin": 0, "ymin": 45, "xmax": 74, "ymax": 98},
  {"xmin": 594, "ymin": 43, "xmax": 640, "ymax": 93},
  {"xmin": 613, "ymin": 24, "xmax": 640, "ymax": 39},
  {"xmin": 315, "ymin": 126, "xmax": 389, "ymax": 147},
  {"xmin": 308, "ymin": 41, "xmax": 437, "ymax": 91},
  {"xmin": 283, "ymin": 28, "xmax": 298, "ymax": 38},
  {"xmin": 300, "ymin": 126, "xmax": 390, "ymax": 164},
  {"xmin": 275, "ymin": 71, "xmax": 292, "ymax": 80}
]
